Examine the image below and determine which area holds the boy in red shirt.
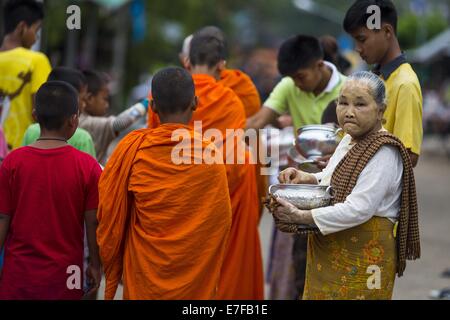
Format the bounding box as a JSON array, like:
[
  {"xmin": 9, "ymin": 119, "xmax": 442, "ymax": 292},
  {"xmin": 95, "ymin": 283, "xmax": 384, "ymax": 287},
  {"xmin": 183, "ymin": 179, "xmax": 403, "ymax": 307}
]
[{"xmin": 0, "ymin": 81, "xmax": 102, "ymax": 300}]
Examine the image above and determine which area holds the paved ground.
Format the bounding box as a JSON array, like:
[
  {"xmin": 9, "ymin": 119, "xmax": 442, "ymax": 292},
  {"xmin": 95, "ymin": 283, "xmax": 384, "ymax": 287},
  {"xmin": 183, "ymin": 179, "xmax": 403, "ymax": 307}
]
[
  {"xmin": 392, "ymin": 138, "xmax": 450, "ymax": 299},
  {"xmin": 99, "ymin": 135, "xmax": 450, "ymax": 300}
]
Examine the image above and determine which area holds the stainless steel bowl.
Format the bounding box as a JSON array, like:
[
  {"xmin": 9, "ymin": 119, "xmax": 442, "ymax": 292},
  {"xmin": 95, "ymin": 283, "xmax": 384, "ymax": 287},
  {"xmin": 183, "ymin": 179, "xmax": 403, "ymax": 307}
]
[
  {"xmin": 287, "ymin": 147, "xmax": 321, "ymax": 173},
  {"xmin": 269, "ymin": 184, "xmax": 333, "ymax": 210},
  {"xmin": 294, "ymin": 124, "xmax": 342, "ymax": 159}
]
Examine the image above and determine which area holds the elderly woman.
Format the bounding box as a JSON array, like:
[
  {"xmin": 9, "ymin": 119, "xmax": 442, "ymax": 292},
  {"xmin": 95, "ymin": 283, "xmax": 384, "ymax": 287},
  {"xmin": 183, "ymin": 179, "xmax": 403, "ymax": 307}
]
[{"xmin": 273, "ymin": 71, "xmax": 420, "ymax": 300}]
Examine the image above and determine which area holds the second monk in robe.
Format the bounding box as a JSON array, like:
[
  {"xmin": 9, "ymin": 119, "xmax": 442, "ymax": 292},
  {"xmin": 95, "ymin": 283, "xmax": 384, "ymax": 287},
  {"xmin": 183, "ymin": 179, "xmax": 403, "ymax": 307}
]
[
  {"xmin": 148, "ymin": 35, "xmax": 265, "ymax": 300},
  {"xmin": 98, "ymin": 67, "xmax": 232, "ymax": 299}
]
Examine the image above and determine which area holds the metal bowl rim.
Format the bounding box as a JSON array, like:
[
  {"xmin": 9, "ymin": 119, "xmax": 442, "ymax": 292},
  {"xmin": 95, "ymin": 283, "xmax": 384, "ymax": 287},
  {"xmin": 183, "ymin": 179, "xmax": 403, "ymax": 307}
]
[
  {"xmin": 296, "ymin": 124, "xmax": 337, "ymax": 135},
  {"xmin": 269, "ymin": 184, "xmax": 330, "ymax": 194}
]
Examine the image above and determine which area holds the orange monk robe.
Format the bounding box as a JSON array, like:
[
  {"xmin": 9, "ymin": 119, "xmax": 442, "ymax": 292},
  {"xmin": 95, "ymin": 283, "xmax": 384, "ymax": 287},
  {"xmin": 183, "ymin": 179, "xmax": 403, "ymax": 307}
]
[
  {"xmin": 147, "ymin": 74, "xmax": 264, "ymax": 300},
  {"xmin": 220, "ymin": 69, "xmax": 268, "ymax": 219},
  {"xmin": 97, "ymin": 124, "xmax": 232, "ymax": 300},
  {"xmin": 219, "ymin": 69, "xmax": 261, "ymax": 118}
]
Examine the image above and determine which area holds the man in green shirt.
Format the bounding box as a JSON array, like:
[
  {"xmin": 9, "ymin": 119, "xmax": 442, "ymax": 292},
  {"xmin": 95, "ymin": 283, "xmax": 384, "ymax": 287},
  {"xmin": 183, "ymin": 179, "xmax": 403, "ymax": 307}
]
[{"xmin": 22, "ymin": 123, "xmax": 96, "ymax": 158}]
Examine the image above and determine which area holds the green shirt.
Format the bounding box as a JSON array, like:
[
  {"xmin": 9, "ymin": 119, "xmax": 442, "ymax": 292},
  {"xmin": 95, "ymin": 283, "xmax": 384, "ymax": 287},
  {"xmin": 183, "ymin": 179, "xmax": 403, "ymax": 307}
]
[
  {"xmin": 22, "ymin": 123, "xmax": 97, "ymax": 158},
  {"xmin": 264, "ymin": 62, "xmax": 346, "ymax": 132}
]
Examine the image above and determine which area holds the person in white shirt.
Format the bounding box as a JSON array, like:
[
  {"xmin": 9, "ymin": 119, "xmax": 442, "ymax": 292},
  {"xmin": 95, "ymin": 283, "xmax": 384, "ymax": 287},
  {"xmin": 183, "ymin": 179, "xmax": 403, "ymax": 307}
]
[{"xmin": 272, "ymin": 71, "xmax": 420, "ymax": 300}]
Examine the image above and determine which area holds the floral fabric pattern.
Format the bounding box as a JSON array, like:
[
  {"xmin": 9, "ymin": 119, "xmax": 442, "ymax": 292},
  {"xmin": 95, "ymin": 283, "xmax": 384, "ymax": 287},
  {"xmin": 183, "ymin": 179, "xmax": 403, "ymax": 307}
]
[{"xmin": 303, "ymin": 217, "xmax": 397, "ymax": 300}]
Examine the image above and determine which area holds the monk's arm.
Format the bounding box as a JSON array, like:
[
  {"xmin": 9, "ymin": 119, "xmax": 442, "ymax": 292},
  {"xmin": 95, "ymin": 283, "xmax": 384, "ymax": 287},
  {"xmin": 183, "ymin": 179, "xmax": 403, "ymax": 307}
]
[
  {"xmin": 0, "ymin": 213, "xmax": 10, "ymax": 250},
  {"xmin": 246, "ymin": 106, "xmax": 279, "ymax": 130},
  {"xmin": 408, "ymin": 150, "xmax": 419, "ymax": 168},
  {"xmin": 84, "ymin": 209, "xmax": 102, "ymax": 291}
]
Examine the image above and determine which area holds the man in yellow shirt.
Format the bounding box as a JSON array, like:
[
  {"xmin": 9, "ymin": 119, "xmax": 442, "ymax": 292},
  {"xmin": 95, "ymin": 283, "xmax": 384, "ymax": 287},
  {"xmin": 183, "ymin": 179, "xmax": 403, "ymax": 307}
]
[
  {"xmin": 0, "ymin": 0, "xmax": 51, "ymax": 150},
  {"xmin": 343, "ymin": 0, "xmax": 422, "ymax": 166}
]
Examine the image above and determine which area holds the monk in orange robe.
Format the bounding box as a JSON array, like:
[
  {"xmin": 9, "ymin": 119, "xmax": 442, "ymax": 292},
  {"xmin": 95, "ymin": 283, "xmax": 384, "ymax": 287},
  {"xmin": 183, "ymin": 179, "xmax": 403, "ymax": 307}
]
[
  {"xmin": 179, "ymin": 27, "xmax": 261, "ymax": 117},
  {"xmin": 179, "ymin": 26, "xmax": 268, "ymax": 218},
  {"xmin": 97, "ymin": 67, "xmax": 232, "ymax": 300},
  {"xmin": 219, "ymin": 69, "xmax": 261, "ymax": 118},
  {"xmin": 149, "ymin": 34, "xmax": 264, "ymax": 300}
]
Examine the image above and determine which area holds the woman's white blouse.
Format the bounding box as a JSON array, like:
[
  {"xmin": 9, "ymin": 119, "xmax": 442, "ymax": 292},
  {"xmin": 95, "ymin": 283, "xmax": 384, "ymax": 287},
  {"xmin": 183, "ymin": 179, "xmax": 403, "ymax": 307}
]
[{"xmin": 311, "ymin": 133, "xmax": 403, "ymax": 235}]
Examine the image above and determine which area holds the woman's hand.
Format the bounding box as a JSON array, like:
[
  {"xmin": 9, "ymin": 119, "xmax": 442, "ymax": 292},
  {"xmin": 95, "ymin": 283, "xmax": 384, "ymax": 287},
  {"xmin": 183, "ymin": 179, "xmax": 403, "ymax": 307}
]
[
  {"xmin": 273, "ymin": 198, "xmax": 314, "ymax": 225},
  {"xmin": 278, "ymin": 168, "xmax": 318, "ymax": 184},
  {"xmin": 314, "ymin": 154, "xmax": 331, "ymax": 170}
]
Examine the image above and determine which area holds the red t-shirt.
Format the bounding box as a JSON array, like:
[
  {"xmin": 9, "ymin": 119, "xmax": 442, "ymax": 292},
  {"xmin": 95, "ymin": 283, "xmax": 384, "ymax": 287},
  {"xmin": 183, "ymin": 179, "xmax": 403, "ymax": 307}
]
[{"xmin": 0, "ymin": 145, "xmax": 102, "ymax": 300}]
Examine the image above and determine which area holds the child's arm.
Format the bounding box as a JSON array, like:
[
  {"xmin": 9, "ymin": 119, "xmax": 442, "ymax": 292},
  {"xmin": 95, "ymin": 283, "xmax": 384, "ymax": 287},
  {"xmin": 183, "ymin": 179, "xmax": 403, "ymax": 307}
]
[
  {"xmin": 0, "ymin": 214, "xmax": 8, "ymax": 277},
  {"xmin": 0, "ymin": 160, "xmax": 11, "ymax": 251},
  {"xmin": 0, "ymin": 213, "xmax": 10, "ymax": 249},
  {"xmin": 84, "ymin": 209, "xmax": 102, "ymax": 295},
  {"xmin": 111, "ymin": 99, "xmax": 149, "ymax": 135}
]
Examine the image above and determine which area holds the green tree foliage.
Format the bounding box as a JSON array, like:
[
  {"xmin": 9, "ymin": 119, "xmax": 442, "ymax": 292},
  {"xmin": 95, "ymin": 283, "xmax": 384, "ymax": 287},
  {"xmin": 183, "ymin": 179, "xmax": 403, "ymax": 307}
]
[
  {"xmin": 398, "ymin": 10, "xmax": 448, "ymax": 50},
  {"xmin": 38, "ymin": 0, "xmax": 449, "ymax": 108}
]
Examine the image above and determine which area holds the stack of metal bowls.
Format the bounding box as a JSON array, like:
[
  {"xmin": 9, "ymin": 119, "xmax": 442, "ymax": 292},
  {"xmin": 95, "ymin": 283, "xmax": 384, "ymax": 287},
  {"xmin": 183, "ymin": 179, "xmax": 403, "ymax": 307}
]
[{"xmin": 288, "ymin": 124, "xmax": 342, "ymax": 173}]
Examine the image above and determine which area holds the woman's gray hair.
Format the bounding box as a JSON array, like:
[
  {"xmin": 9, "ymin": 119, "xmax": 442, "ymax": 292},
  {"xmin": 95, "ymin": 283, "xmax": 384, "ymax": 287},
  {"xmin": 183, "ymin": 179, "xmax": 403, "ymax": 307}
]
[{"xmin": 345, "ymin": 71, "xmax": 387, "ymax": 109}]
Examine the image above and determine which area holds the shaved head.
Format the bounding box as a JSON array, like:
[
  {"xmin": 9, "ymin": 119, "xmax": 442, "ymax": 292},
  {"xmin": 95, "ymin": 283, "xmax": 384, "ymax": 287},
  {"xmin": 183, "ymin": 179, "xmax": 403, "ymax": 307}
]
[
  {"xmin": 195, "ymin": 26, "xmax": 225, "ymax": 43},
  {"xmin": 35, "ymin": 81, "xmax": 79, "ymax": 130},
  {"xmin": 194, "ymin": 26, "xmax": 227, "ymax": 58},
  {"xmin": 180, "ymin": 26, "xmax": 227, "ymax": 61},
  {"xmin": 151, "ymin": 67, "xmax": 195, "ymax": 115},
  {"xmin": 189, "ymin": 34, "xmax": 226, "ymax": 68}
]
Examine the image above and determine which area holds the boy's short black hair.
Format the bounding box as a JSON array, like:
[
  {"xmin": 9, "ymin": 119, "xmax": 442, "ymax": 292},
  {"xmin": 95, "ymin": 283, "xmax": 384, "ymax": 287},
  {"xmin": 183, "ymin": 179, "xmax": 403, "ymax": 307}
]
[
  {"xmin": 343, "ymin": 0, "xmax": 398, "ymax": 33},
  {"xmin": 3, "ymin": 0, "xmax": 44, "ymax": 34},
  {"xmin": 48, "ymin": 67, "xmax": 85, "ymax": 93},
  {"xmin": 82, "ymin": 70, "xmax": 108, "ymax": 95},
  {"xmin": 189, "ymin": 34, "xmax": 226, "ymax": 68},
  {"xmin": 35, "ymin": 81, "xmax": 78, "ymax": 131},
  {"xmin": 151, "ymin": 67, "xmax": 195, "ymax": 115},
  {"xmin": 277, "ymin": 35, "xmax": 324, "ymax": 76}
]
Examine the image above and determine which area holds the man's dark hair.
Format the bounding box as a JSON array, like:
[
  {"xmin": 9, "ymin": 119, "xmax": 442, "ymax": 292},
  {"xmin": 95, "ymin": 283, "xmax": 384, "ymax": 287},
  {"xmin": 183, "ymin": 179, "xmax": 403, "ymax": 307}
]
[
  {"xmin": 48, "ymin": 67, "xmax": 85, "ymax": 93},
  {"xmin": 343, "ymin": 0, "xmax": 398, "ymax": 34},
  {"xmin": 320, "ymin": 35, "xmax": 338, "ymax": 65},
  {"xmin": 189, "ymin": 34, "xmax": 226, "ymax": 68},
  {"xmin": 151, "ymin": 67, "xmax": 195, "ymax": 115},
  {"xmin": 35, "ymin": 81, "xmax": 78, "ymax": 130},
  {"xmin": 82, "ymin": 70, "xmax": 108, "ymax": 95},
  {"xmin": 194, "ymin": 26, "xmax": 228, "ymax": 58},
  {"xmin": 277, "ymin": 35, "xmax": 324, "ymax": 76},
  {"xmin": 321, "ymin": 100, "xmax": 338, "ymax": 126},
  {"xmin": 3, "ymin": 0, "xmax": 44, "ymax": 34}
]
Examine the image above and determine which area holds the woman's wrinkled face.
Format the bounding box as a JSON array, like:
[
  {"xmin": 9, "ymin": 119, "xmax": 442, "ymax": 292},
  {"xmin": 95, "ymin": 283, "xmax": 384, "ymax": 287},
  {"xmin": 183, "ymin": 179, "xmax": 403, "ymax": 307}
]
[{"xmin": 336, "ymin": 80, "xmax": 384, "ymax": 140}]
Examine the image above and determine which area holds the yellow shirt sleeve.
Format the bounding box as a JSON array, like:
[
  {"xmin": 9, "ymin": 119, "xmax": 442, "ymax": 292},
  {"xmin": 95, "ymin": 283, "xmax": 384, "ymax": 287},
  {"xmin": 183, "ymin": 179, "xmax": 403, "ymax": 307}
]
[
  {"xmin": 392, "ymin": 82, "xmax": 423, "ymax": 155},
  {"xmin": 31, "ymin": 53, "xmax": 52, "ymax": 94}
]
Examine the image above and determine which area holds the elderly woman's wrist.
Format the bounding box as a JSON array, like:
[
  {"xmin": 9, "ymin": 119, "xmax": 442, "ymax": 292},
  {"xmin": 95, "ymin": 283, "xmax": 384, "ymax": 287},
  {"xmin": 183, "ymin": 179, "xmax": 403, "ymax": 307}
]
[
  {"xmin": 301, "ymin": 172, "xmax": 318, "ymax": 185},
  {"xmin": 293, "ymin": 209, "xmax": 313, "ymax": 224},
  {"xmin": 307, "ymin": 174, "xmax": 318, "ymax": 184},
  {"xmin": 296, "ymin": 170, "xmax": 318, "ymax": 184}
]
